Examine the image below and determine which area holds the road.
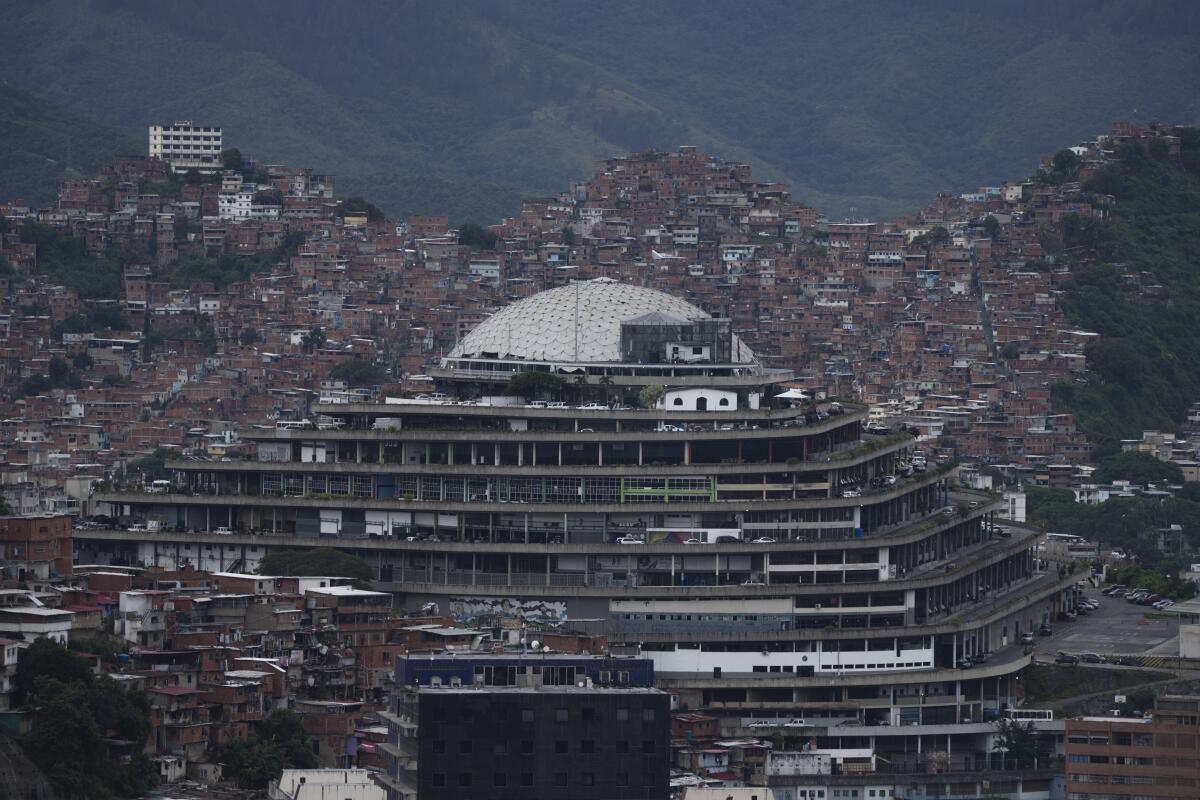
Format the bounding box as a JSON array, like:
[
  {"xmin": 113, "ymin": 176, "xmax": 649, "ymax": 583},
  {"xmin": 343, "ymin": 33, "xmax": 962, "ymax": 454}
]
[{"xmin": 1033, "ymin": 586, "xmax": 1179, "ymax": 662}]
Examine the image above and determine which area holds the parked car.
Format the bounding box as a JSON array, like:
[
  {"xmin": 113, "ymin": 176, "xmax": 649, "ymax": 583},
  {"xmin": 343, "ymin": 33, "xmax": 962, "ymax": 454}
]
[
  {"xmin": 1081, "ymin": 653, "xmax": 1105, "ymax": 664},
  {"xmin": 1038, "ymin": 624, "xmax": 1053, "ymax": 636},
  {"xmin": 752, "ymin": 537, "xmax": 777, "ymax": 543},
  {"xmin": 616, "ymin": 537, "xmax": 644, "ymax": 545},
  {"xmin": 1055, "ymin": 654, "xmax": 1080, "ymax": 665},
  {"xmin": 1021, "ymin": 632, "xmax": 1036, "ymax": 645},
  {"xmin": 682, "ymin": 538, "xmax": 703, "ymax": 545}
]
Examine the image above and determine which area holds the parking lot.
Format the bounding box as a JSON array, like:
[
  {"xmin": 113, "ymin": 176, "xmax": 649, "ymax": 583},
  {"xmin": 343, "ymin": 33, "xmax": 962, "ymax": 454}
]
[{"xmin": 1034, "ymin": 585, "xmax": 1179, "ymax": 661}]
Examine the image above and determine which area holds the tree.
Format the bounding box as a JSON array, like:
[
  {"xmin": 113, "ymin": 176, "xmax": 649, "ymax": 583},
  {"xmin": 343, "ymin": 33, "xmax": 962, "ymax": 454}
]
[
  {"xmin": 48, "ymin": 355, "xmax": 70, "ymax": 386},
  {"xmin": 639, "ymin": 384, "xmax": 666, "ymax": 408},
  {"xmin": 239, "ymin": 327, "xmax": 259, "ymax": 345},
  {"xmin": 0, "ymin": 496, "xmax": 10, "ymax": 515},
  {"xmin": 221, "ymin": 148, "xmax": 245, "ymax": 172},
  {"xmin": 1094, "ymin": 451, "xmax": 1183, "ymax": 486},
  {"xmin": 258, "ymin": 547, "xmax": 373, "ymax": 585},
  {"xmin": 72, "ymin": 351, "xmax": 94, "ymax": 369},
  {"xmin": 598, "ymin": 374, "xmax": 616, "ymax": 405},
  {"xmin": 562, "ymin": 225, "xmax": 576, "ymax": 247},
  {"xmin": 219, "ymin": 710, "xmax": 318, "ymax": 789},
  {"xmin": 993, "ymin": 718, "xmax": 1037, "ymax": 762},
  {"xmin": 504, "ymin": 371, "xmax": 564, "ymax": 399},
  {"xmin": 13, "ymin": 637, "xmax": 95, "ymax": 705},
  {"xmin": 458, "ymin": 222, "xmax": 497, "ymax": 250},
  {"xmin": 1051, "ymin": 148, "xmax": 1080, "ymax": 177},
  {"xmin": 330, "ymin": 359, "xmax": 387, "ymax": 387},
  {"xmin": 301, "ymin": 326, "xmax": 325, "ymax": 354},
  {"xmin": 983, "ymin": 214, "xmax": 1000, "ymax": 239},
  {"xmin": 21, "ymin": 373, "xmax": 53, "ymax": 396}
]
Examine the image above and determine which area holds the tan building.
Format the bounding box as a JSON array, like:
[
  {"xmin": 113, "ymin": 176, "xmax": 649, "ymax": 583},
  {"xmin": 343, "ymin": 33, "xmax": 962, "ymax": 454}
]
[
  {"xmin": 1065, "ymin": 695, "xmax": 1200, "ymax": 799},
  {"xmin": 0, "ymin": 513, "xmax": 73, "ymax": 583}
]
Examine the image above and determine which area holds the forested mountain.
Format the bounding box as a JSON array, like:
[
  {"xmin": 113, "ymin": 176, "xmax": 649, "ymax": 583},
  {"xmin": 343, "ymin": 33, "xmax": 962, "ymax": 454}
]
[
  {"xmin": 2, "ymin": 0, "xmax": 1199, "ymax": 221},
  {"xmin": 1052, "ymin": 130, "xmax": 1200, "ymax": 454},
  {"xmin": 0, "ymin": 83, "xmax": 141, "ymax": 207}
]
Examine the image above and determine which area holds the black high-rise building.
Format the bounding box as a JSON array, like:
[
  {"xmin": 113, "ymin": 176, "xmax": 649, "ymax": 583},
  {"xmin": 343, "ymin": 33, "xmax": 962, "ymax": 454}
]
[{"xmin": 377, "ymin": 654, "xmax": 669, "ymax": 800}]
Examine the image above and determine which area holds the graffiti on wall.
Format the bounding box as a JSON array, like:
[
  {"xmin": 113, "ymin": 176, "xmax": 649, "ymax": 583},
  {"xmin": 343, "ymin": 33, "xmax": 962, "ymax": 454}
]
[{"xmin": 448, "ymin": 596, "xmax": 568, "ymax": 626}]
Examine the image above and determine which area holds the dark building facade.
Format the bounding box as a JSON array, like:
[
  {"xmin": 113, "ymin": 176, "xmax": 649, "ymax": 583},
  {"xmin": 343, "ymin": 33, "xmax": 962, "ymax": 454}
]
[{"xmin": 378, "ymin": 654, "xmax": 669, "ymax": 800}]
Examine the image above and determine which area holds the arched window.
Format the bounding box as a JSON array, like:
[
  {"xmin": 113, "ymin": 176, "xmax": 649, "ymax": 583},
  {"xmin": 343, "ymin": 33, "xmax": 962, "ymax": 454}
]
[
  {"xmin": 718, "ymin": 397, "xmax": 730, "ymax": 407},
  {"xmin": 673, "ymin": 397, "xmax": 684, "ymax": 406}
]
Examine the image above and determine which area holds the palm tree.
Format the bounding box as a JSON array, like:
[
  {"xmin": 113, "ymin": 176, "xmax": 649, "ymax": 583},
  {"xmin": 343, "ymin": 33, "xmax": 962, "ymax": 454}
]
[{"xmin": 599, "ymin": 374, "xmax": 616, "ymax": 406}]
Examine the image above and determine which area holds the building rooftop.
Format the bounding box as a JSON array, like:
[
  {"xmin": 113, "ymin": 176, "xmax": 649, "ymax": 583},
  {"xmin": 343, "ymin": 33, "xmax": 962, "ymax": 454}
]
[{"xmin": 446, "ymin": 278, "xmax": 753, "ymax": 364}]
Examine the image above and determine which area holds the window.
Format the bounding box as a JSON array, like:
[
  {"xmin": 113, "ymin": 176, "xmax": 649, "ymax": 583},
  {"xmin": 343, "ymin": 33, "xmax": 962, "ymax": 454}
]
[
  {"xmin": 642, "ymin": 740, "xmax": 656, "ymax": 754},
  {"xmin": 719, "ymin": 397, "xmax": 730, "ymax": 406},
  {"xmin": 459, "ymin": 741, "xmax": 473, "ymax": 754},
  {"xmin": 643, "ymin": 708, "xmax": 656, "ymax": 721},
  {"xmin": 582, "ymin": 707, "xmax": 595, "ymax": 721},
  {"xmin": 617, "ymin": 708, "xmax": 629, "ymax": 721},
  {"xmin": 521, "ymin": 708, "xmax": 534, "ymax": 723},
  {"xmin": 582, "ymin": 772, "xmax": 595, "ymax": 786},
  {"xmin": 520, "ymin": 740, "xmax": 533, "ymax": 755},
  {"xmin": 1134, "ymin": 733, "xmax": 1154, "ymax": 747},
  {"xmin": 493, "ymin": 741, "xmax": 507, "ymax": 755},
  {"xmin": 616, "ymin": 740, "xmax": 629, "ymax": 754},
  {"xmin": 555, "ymin": 708, "xmax": 569, "ymax": 722},
  {"xmin": 493, "ymin": 773, "xmax": 507, "ymax": 787},
  {"xmin": 673, "ymin": 397, "xmax": 684, "ymax": 406},
  {"xmin": 458, "ymin": 772, "xmax": 472, "ymax": 787},
  {"xmin": 521, "ymin": 773, "xmax": 533, "ymax": 787},
  {"xmin": 554, "ymin": 772, "xmax": 568, "ymax": 787},
  {"xmin": 431, "ymin": 773, "xmax": 445, "ymax": 787},
  {"xmin": 616, "ymin": 772, "xmax": 629, "ymax": 786},
  {"xmin": 432, "ymin": 740, "xmax": 446, "ymax": 754},
  {"xmin": 581, "ymin": 740, "xmax": 595, "ymax": 753},
  {"xmin": 555, "ymin": 740, "xmax": 569, "ymax": 754}
]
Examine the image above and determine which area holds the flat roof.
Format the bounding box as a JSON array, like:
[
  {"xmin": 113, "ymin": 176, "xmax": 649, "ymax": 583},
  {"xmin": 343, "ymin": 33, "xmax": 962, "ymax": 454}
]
[
  {"xmin": 0, "ymin": 607, "xmax": 73, "ymax": 617},
  {"xmin": 307, "ymin": 586, "xmax": 389, "ymax": 598}
]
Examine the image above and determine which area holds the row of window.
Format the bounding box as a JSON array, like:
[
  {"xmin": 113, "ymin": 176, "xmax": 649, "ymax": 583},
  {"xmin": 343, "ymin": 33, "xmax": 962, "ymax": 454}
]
[
  {"xmin": 1069, "ymin": 775, "xmax": 1154, "ymax": 785},
  {"xmin": 427, "ymin": 705, "xmax": 653, "ymax": 723},
  {"xmin": 428, "ymin": 770, "xmax": 656, "ymax": 788},
  {"xmin": 1069, "ymin": 754, "xmax": 1153, "ymax": 765},
  {"xmin": 1068, "ymin": 732, "xmax": 1156, "ymax": 747},
  {"xmin": 431, "ymin": 738, "xmax": 657, "ymax": 755}
]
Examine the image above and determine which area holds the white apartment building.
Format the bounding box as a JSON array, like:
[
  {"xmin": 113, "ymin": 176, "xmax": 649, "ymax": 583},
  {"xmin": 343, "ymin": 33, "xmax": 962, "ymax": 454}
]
[{"xmin": 148, "ymin": 121, "xmax": 223, "ymax": 172}]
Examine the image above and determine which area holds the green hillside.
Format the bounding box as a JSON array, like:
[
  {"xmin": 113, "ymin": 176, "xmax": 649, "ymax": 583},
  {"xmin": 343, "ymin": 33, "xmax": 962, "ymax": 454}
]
[
  {"xmin": 1052, "ymin": 131, "xmax": 1200, "ymax": 455},
  {"xmin": 1, "ymin": 1, "xmax": 1198, "ymax": 222},
  {"xmin": 0, "ymin": 83, "xmax": 141, "ymax": 207}
]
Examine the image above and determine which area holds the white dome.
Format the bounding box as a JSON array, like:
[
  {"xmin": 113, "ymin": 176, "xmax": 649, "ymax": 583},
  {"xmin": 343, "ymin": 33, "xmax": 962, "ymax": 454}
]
[{"xmin": 447, "ymin": 278, "xmax": 752, "ymax": 364}]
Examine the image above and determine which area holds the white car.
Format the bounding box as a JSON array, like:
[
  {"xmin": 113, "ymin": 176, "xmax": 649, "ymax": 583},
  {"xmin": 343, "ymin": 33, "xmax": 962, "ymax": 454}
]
[
  {"xmin": 682, "ymin": 538, "xmax": 703, "ymax": 545},
  {"xmin": 579, "ymin": 402, "xmax": 605, "ymax": 410},
  {"xmin": 752, "ymin": 537, "xmax": 776, "ymax": 543},
  {"xmin": 841, "ymin": 489, "xmax": 861, "ymax": 498},
  {"xmin": 616, "ymin": 537, "xmax": 644, "ymax": 545},
  {"xmin": 213, "ymin": 526, "xmax": 233, "ymax": 535}
]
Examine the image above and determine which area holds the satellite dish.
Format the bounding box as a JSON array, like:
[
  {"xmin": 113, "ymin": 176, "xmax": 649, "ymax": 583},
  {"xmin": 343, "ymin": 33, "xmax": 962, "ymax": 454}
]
[
  {"xmin": 543, "ymin": 646, "xmax": 551, "ymax": 653},
  {"xmin": 529, "ymin": 640, "xmax": 540, "ymax": 650}
]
